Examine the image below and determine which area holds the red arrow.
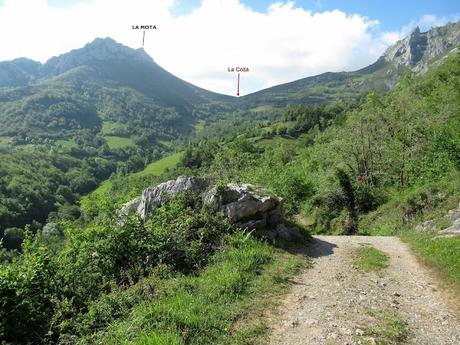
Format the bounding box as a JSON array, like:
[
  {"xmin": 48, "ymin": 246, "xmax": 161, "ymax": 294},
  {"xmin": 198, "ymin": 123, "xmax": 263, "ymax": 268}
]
[{"xmin": 237, "ymin": 73, "xmax": 240, "ymax": 96}]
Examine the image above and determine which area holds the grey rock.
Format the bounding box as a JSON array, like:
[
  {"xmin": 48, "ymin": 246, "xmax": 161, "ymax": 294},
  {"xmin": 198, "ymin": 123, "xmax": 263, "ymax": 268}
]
[
  {"xmin": 437, "ymin": 218, "xmax": 460, "ymax": 237},
  {"xmin": 43, "ymin": 37, "xmax": 152, "ymax": 76},
  {"xmin": 120, "ymin": 176, "xmax": 300, "ymax": 241},
  {"xmin": 204, "ymin": 184, "xmax": 278, "ymax": 223},
  {"xmin": 384, "ymin": 21, "xmax": 460, "ymax": 72},
  {"xmin": 274, "ymin": 223, "xmax": 304, "ymax": 242},
  {"xmin": 415, "ymin": 220, "xmax": 437, "ymax": 233},
  {"xmin": 137, "ymin": 176, "xmax": 209, "ymax": 221},
  {"xmin": 447, "ymin": 203, "xmax": 460, "ymax": 222},
  {"xmin": 119, "ymin": 198, "xmax": 141, "ymax": 217}
]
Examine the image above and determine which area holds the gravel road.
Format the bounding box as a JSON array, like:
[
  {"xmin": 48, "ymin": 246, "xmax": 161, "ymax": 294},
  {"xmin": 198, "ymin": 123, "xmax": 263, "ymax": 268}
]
[{"xmin": 268, "ymin": 236, "xmax": 460, "ymax": 345}]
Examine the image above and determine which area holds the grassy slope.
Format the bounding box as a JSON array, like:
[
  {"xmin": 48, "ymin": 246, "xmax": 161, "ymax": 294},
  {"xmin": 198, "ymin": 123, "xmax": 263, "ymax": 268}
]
[
  {"xmin": 90, "ymin": 236, "xmax": 306, "ymax": 345},
  {"xmin": 55, "ymin": 139, "xmax": 76, "ymax": 149},
  {"xmin": 131, "ymin": 152, "xmax": 183, "ymax": 178},
  {"xmin": 104, "ymin": 136, "xmax": 135, "ymax": 149},
  {"xmin": 359, "ymin": 173, "xmax": 460, "ymax": 286},
  {"xmin": 90, "ymin": 151, "xmax": 183, "ymax": 196}
]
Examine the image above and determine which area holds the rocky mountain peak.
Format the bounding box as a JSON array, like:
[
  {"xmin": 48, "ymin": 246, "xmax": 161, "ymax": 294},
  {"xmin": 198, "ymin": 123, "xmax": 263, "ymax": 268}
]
[
  {"xmin": 42, "ymin": 37, "xmax": 154, "ymax": 76},
  {"xmin": 383, "ymin": 20, "xmax": 460, "ymax": 70}
]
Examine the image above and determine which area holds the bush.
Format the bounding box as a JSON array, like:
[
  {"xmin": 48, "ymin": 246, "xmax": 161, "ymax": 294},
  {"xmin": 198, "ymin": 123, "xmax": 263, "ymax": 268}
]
[
  {"xmin": 0, "ymin": 234, "xmax": 57, "ymax": 344},
  {"xmin": 0, "ymin": 193, "xmax": 235, "ymax": 343}
]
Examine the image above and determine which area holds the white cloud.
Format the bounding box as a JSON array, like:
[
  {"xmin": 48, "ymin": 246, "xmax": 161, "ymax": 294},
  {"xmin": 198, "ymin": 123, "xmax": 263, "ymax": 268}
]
[
  {"xmin": 0, "ymin": 0, "xmax": 412, "ymax": 95},
  {"xmin": 400, "ymin": 13, "xmax": 460, "ymax": 37}
]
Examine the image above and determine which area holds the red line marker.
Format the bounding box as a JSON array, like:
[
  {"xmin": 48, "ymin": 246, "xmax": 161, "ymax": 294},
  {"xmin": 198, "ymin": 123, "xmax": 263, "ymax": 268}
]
[{"xmin": 237, "ymin": 73, "xmax": 240, "ymax": 96}]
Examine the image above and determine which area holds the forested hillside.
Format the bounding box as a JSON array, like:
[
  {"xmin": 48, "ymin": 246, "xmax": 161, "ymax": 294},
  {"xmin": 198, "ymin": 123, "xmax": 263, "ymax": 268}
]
[
  {"xmin": 1, "ymin": 39, "xmax": 459, "ymax": 345},
  {"xmin": 0, "ymin": 18, "xmax": 460, "ymax": 344},
  {"xmin": 1, "ymin": 22, "xmax": 459, "ymax": 242},
  {"xmin": 0, "ymin": 38, "xmax": 234, "ymax": 240}
]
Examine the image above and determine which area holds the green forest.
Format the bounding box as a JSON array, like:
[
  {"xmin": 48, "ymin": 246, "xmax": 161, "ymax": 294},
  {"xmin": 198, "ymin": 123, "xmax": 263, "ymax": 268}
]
[{"xmin": 1, "ymin": 34, "xmax": 460, "ymax": 344}]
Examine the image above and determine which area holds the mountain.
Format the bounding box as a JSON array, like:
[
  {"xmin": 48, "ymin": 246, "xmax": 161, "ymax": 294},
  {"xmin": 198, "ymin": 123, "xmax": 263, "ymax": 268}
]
[
  {"xmin": 383, "ymin": 22, "xmax": 460, "ymax": 69},
  {"xmin": 0, "ymin": 38, "xmax": 228, "ymax": 105},
  {"xmin": 0, "ymin": 58, "xmax": 41, "ymax": 87},
  {"xmin": 41, "ymin": 38, "xmax": 229, "ymax": 107},
  {"xmin": 0, "ymin": 38, "xmax": 231, "ymax": 143},
  {"xmin": 239, "ymin": 20, "xmax": 460, "ymax": 107},
  {"xmin": 1, "ymin": 21, "xmax": 458, "ymax": 137}
]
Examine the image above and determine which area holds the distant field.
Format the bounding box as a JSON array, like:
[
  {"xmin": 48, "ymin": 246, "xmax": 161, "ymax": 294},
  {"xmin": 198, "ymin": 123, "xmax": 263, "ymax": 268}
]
[
  {"xmin": 55, "ymin": 139, "xmax": 76, "ymax": 149},
  {"xmin": 256, "ymin": 135, "xmax": 296, "ymax": 147},
  {"xmin": 131, "ymin": 151, "xmax": 183, "ymax": 178},
  {"xmin": 158, "ymin": 139, "xmax": 173, "ymax": 148},
  {"xmin": 102, "ymin": 121, "xmax": 127, "ymax": 135},
  {"xmin": 0, "ymin": 136, "xmax": 11, "ymax": 147},
  {"xmin": 90, "ymin": 151, "xmax": 183, "ymax": 196},
  {"xmin": 249, "ymin": 105, "xmax": 274, "ymax": 113},
  {"xmin": 104, "ymin": 135, "xmax": 135, "ymax": 149}
]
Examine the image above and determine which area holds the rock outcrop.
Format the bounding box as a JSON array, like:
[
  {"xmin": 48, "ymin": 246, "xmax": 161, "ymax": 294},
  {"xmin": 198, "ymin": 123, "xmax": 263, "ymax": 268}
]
[
  {"xmin": 437, "ymin": 203, "xmax": 460, "ymax": 238},
  {"xmin": 383, "ymin": 21, "xmax": 460, "ymax": 72},
  {"xmin": 120, "ymin": 176, "xmax": 209, "ymax": 221},
  {"xmin": 437, "ymin": 218, "xmax": 460, "ymax": 238},
  {"xmin": 415, "ymin": 220, "xmax": 437, "ymax": 233},
  {"xmin": 120, "ymin": 176, "xmax": 302, "ymax": 241},
  {"xmin": 415, "ymin": 202, "xmax": 460, "ymax": 239},
  {"xmin": 204, "ymin": 184, "xmax": 282, "ymax": 230}
]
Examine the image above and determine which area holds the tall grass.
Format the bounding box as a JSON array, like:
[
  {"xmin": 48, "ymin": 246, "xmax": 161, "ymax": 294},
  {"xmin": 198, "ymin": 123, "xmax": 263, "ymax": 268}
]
[{"xmin": 91, "ymin": 233, "xmax": 304, "ymax": 345}]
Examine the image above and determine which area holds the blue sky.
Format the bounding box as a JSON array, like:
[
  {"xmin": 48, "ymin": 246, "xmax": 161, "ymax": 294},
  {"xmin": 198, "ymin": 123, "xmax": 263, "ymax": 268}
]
[
  {"xmin": 1, "ymin": 0, "xmax": 459, "ymax": 95},
  {"xmin": 238, "ymin": 0, "xmax": 460, "ymax": 31},
  {"xmin": 44, "ymin": 0, "xmax": 460, "ymax": 32}
]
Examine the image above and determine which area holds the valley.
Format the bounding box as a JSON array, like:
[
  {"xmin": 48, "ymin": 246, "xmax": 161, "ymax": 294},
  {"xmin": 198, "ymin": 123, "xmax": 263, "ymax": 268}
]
[{"xmin": 0, "ymin": 17, "xmax": 459, "ymax": 345}]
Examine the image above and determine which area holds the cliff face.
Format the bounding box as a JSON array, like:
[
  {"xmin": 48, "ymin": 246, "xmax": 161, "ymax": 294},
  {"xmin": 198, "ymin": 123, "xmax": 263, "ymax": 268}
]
[{"xmin": 384, "ymin": 21, "xmax": 460, "ymax": 70}]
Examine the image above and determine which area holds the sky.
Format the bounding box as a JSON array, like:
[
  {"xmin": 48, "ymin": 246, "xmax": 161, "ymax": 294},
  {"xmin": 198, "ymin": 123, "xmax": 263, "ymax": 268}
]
[{"xmin": 0, "ymin": 0, "xmax": 459, "ymax": 95}]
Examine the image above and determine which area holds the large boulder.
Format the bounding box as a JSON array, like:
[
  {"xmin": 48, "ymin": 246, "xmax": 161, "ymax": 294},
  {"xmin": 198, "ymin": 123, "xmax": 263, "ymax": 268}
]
[
  {"xmin": 120, "ymin": 176, "xmax": 209, "ymax": 222},
  {"xmin": 119, "ymin": 176, "xmax": 302, "ymax": 241},
  {"xmin": 203, "ymin": 183, "xmax": 283, "ymax": 230},
  {"xmin": 437, "ymin": 218, "xmax": 460, "ymax": 237},
  {"xmin": 415, "ymin": 220, "xmax": 437, "ymax": 233},
  {"xmin": 431, "ymin": 202, "xmax": 460, "ymax": 239},
  {"xmin": 447, "ymin": 203, "xmax": 460, "ymax": 222}
]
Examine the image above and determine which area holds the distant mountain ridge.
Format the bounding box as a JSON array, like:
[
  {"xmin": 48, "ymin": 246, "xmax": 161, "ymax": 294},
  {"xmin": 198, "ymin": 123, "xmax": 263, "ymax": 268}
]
[
  {"xmin": 0, "ymin": 38, "xmax": 229, "ymax": 106},
  {"xmin": 0, "ymin": 20, "xmax": 459, "ymax": 135},
  {"xmin": 238, "ymin": 20, "xmax": 460, "ymax": 107}
]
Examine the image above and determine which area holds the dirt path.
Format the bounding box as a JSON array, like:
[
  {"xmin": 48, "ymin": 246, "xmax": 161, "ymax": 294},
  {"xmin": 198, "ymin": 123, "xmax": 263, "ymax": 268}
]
[{"xmin": 268, "ymin": 236, "xmax": 460, "ymax": 345}]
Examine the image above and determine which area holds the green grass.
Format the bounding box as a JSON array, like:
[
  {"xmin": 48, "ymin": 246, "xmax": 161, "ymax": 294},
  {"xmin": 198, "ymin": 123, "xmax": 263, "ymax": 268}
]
[
  {"xmin": 131, "ymin": 152, "xmax": 183, "ymax": 178},
  {"xmin": 104, "ymin": 136, "xmax": 135, "ymax": 149},
  {"xmin": 352, "ymin": 245, "xmax": 389, "ymax": 273},
  {"xmin": 357, "ymin": 173, "xmax": 460, "ymax": 288},
  {"xmin": 357, "ymin": 310, "xmax": 411, "ymax": 345},
  {"xmin": 102, "ymin": 121, "xmax": 127, "ymax": 135},
  {"xmin": 92, "ymin": 234, "xmax": 305, "ymax": 344},
  {"xmin": 55, "ymin": 139, "xmax": 76, "ymax": 149},
  {"xmin": 92, "ymin": 179, "xmax": 112, "ymax": 196},
  {"xmin": 256, "ymin": 135, "xmax": 296, "ymax": 148},
  {"xmin": 0, "ymin": 136, "xmax": 11, "ymax": 147},
  {"xmin": 401, "ymin": 232, "xmax": 460, "ymax": 285},
  {"xmin": 194, "ymin": 120, "xmax": 206, "ymax": 135},
  {"xmin": 249, "ymin": 105, "xmax": 274, "ymax": 113},
  {"xmin": 158, "ymin": 140, "xmax": 173, "ymax": 148},
  {"xmin": 90, "ymin": 152, "xmax": 183, "ymax": 196}
]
